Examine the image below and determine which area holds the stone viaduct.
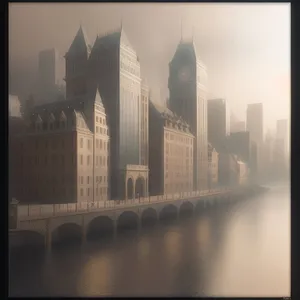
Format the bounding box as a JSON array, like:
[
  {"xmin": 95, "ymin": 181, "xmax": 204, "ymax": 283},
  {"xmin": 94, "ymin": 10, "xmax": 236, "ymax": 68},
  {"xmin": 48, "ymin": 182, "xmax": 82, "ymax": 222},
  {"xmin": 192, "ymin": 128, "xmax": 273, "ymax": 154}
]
[{"xmin": 10, "ymin": 190, "xmax": 233, "ymax": 250}]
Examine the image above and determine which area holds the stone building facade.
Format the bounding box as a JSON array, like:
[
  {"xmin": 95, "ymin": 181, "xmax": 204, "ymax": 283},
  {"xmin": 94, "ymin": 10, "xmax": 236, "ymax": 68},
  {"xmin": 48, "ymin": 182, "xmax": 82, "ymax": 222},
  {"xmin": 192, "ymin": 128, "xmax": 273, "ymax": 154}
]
[
  {"xmin": 13, "ymin": 89, "xmax": 110, "ymax": 204},
  {"xmin": 208, "ymin": 143, "xmax": 218, "ymax": 188},
  {"xmin": 149, "ymin": 101, "xmax": 194, "ymax": 196}
]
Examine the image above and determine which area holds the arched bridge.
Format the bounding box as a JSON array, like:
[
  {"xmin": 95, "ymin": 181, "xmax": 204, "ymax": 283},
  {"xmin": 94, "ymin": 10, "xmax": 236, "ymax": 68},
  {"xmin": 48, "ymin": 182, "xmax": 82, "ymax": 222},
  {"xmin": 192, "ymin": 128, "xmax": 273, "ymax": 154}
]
[{"xmin": 10, "ymin": 189, "xmax": 233, "ymax": 250}]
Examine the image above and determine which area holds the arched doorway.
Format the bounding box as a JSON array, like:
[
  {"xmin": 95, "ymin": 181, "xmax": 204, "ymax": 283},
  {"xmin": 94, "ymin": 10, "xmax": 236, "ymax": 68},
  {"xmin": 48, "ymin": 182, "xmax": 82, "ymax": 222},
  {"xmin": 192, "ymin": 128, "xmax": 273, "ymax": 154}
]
[
  {"xmin": 135, "ymin": 177, "xmax": 145, "ymax": 197},
  {"xmin": 127, "ymin": 178, "xmax": 134, "ymax": 199}
]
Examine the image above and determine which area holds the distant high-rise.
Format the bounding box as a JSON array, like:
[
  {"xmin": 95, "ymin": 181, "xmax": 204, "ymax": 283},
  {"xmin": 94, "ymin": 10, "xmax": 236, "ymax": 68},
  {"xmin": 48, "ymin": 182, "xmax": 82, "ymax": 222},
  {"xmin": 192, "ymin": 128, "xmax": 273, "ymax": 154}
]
[
  {"xmin": 246, "ymin": 103, "xmax": 263, "ymax": 145},
  {"xmin": 231, "ymin": 121, "xmax": 246, "ymax": 133},
  {"xmin": 37, "ymin": 48, "xmax": 65, "ymax": 104},
  {"xmin": 9, "ymin": 95, "xmax": 21, "ymax": 117},
  {"xmin": 276, "ymin": 119, "xmax": 289, "ymax": 157},
  {"xmin": 246, "ymin": 103, "xmax": 263, "ymax": 177},
  {"xmin": 168, "ymin": 39, "xmax": 208, "ymax": 190},
  {"xmin": 227, "ymin": 131, "xmax": 251, "ymax": 163},
  {"xmin": 207, "ymin": 98, "xmax": 230, "ymax": 150}
]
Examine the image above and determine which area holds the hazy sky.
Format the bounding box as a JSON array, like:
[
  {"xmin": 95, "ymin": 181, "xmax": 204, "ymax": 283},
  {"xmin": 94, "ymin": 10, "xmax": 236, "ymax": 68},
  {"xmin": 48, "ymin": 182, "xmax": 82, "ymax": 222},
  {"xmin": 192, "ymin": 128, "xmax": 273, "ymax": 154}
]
[{"xmin": 9, "ymin": 3, "xmax": 290, "ymax": 130}]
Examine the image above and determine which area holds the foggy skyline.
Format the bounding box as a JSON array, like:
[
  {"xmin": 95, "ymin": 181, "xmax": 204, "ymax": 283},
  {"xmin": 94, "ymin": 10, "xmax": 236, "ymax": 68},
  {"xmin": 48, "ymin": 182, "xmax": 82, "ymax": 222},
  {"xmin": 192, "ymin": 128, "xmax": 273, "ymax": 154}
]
[{"xmin": 9, "ymin": 3, "xmax": 290, "ymax": 130}]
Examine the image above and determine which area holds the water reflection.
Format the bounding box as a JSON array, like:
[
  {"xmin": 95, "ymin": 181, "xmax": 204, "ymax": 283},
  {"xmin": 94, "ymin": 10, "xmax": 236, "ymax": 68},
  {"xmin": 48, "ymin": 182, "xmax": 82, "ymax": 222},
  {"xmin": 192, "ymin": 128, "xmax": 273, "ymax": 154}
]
[
  {"xmin": 77, "ymin": 247, "xmax": 114, "ymax": 296},
  {"xmin": 9, "ymin": 185, "xmax": 290, "ymax": 297}
]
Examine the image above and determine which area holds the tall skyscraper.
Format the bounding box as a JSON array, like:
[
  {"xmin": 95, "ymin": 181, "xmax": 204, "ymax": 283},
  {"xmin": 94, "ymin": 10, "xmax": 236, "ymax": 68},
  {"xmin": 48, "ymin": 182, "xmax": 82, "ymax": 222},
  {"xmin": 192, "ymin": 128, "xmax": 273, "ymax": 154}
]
[
  {"xmin": 168, "ymin": 39, "xmax": 208, "ymax": 190},
  {"xmin": 140, "ymin": 80, "xmax": 149, "ymax": 166},
  {"xmin": 207, "ymin": 98, "xmax": 230, "ymax": 150},
  {"xmin": 65, "ymin": 26, "xmax": 148, "ymax": 200},
  {"xmin": 38, "ymin": 48, "xmax": 65, "ymax": 104}
]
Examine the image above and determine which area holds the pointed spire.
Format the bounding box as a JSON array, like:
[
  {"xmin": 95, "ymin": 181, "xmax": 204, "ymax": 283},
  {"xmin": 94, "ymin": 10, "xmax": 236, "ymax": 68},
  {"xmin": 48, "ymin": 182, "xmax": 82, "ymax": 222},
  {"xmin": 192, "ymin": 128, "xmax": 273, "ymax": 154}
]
[
  {"xmin": 67, "ymin": 25, "xmax": 90, "ymax": 56},
  {"xmin": 94, "ymin": 86, "xmax": 104, "ymax": 106}
]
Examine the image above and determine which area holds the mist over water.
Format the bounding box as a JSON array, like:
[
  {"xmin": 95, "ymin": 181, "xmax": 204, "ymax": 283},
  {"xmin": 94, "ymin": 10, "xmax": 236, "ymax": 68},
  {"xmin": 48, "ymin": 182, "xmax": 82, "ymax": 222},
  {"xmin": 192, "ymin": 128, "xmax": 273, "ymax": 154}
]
[{"xmin": 9, "ymin": 184, "xmax": 290, "ymax": 297}]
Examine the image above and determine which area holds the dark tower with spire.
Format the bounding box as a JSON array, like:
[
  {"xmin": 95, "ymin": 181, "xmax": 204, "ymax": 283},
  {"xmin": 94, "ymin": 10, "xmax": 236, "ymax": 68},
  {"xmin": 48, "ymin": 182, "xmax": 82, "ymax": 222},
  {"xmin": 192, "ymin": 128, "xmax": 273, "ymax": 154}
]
[
  {"xmin": 64, "ymin": 26, "xmax": 91, "ymax": 99},
  {"xmin": 168, "ymin": 39, "xmax": 208, "ymax": 191}
]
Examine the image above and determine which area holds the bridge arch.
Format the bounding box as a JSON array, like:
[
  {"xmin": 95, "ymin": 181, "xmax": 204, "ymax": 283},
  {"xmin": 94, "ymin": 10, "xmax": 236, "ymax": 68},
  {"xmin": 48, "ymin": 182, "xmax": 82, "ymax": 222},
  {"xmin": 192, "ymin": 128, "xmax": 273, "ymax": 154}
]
[
  {"xmin": 135, "ymin": 176, "xmax": 145, "ymax": 197},
  {"xmin": 141, "ymin": 208, "xmax": 157, "ymax": 227},
  {"xmin": 117, "ymin": 211, "xmax": 139, "ymax": 232},
  {"xmin": 159, "ymin": 204, "xmax": 178, "ymax": 222},
  {"xmin": 52, "ymin": 222, "xmax": 82, "ymax": 245},
  {"xmin": 87, "ymin": 216, "xmax": 114, "ymax": 240},
  {"xmin": 127, "ymin": 177, "xmax": 134, "ymax": 199},
  {"xmin": 179, "ymin": 201, "xmax": 194, "ymax": 217}
]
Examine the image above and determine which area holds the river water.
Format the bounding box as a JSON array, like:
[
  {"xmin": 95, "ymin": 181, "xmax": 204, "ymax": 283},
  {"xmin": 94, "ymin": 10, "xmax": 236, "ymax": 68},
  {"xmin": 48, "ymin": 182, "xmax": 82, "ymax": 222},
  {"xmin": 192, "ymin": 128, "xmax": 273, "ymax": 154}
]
[{"xmin": 9, "ymin": 184, "xmax": 290, "ymax": 297}]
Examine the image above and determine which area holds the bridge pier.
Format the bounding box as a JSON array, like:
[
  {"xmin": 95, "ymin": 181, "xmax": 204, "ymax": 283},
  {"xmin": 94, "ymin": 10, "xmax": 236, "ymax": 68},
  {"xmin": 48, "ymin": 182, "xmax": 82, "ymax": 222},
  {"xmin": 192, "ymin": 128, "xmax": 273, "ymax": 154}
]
[
  {"xmin": 45, "ymin": 220, "xmax": 52, "ymax": 252},
  {"xmin": 113, "ymin": 220, "xmax": 117, "ymax": 241},
  {"xmin": 81, "ymin": 216, "xmax": 87, "ymax": 245},
  {"xmin": 137, "ymin": 218, "xmax": 142, "ymax": 234}
]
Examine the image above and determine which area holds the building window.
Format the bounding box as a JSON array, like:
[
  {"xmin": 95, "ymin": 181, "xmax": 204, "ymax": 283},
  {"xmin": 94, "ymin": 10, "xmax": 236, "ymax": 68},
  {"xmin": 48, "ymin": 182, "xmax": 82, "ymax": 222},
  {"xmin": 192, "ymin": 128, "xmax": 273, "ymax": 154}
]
[
  {"xmin": 80, "ymin": 138, "xmax": 83, "ymax": 148},
  {"xmin": 81, "ymin": 176, "xmax": 83, "ymax": 184},
  {"xmin": 80, "ymin": 155, "xmax": 83, "ymax": 165},
  {"xmin": 96, "ymin": 116, "xmax": 99, "ymax": 123},
  {"xmin": 100, "ymin": 176, "xmax": 102, "ymax": 183},
  {"xmin": 87, "ymin": 140, "xmax": 91, "ymax": 150},
  {"xmin": 96, "ymin": 126, "xmax": 99, "ymax": 133},
  {"xmin": 100, "ymin": 140, "xmax": 103, "ymax": 150},
  {"xmin": 87, "ymin": 176, "xmax": 90, "ymax": 184},
  {"xmin": 96, "ymin": 139, "xmax": 99, "ymax": 148},
  {"xmin": 87, "ymin": 155, "xmax": 90, "ymax": 165},
  {"xmin": 80, "ymin": 188, "xmax": 83, "ymax": 196},
  {"xmin": 100, "ymin": 156, "xmax": 102, "ymax": 166},
  {"xmin": 87, "ymin": 188, "xmax": 90, "ymax": 196}
]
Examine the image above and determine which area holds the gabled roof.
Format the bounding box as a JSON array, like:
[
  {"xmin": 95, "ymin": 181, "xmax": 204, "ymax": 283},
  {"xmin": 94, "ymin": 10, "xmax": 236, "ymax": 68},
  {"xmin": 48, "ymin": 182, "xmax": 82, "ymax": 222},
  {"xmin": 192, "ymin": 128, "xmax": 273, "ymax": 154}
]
[
  {"xmin": 90, "ymin": 27, "xmax": 133, "ymax": 57},
  {"xmin": 31, "ymin": 97, "xmax": 85, "ymax": 122},
  {"xmin": 67, "ymin": 25, "xmax": 91, "ymax": 57}
]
